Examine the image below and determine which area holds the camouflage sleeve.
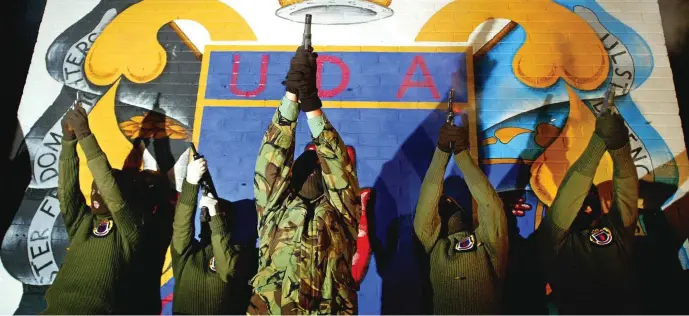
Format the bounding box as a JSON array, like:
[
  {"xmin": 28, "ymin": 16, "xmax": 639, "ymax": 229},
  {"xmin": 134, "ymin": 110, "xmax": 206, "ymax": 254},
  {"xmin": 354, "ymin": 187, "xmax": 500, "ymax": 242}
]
[
  {"xmin": 414, "ymin": 148, "xmax": 449, "ymax": 254},
  {"xmin": 79, "ymin": 134, "xmax": 143, "ymax": 250},
  {"xmin": 58, "ymin": 138, "xmax": 89, "ymax": 241},
  {"xmin": 209, "ymin": 216, "xmax": 241, "ymax": 283},
  {"xmin": 310, "ymin": 114, "xmax": 361, "ymax": 238},
  {"xmin": 171, "ymin": 180, "xmax": 199, "ymax": 261},
  {"xmin": 254, "ymin": 96, "xmax": 299, "ymax": 222},
  {"xmin": 539, "ymin": 134, "xmax": 606, "ymax": 267},
  {"xmin": 453, "ymin": 150, "xmax": 507, "ymax": 277}
]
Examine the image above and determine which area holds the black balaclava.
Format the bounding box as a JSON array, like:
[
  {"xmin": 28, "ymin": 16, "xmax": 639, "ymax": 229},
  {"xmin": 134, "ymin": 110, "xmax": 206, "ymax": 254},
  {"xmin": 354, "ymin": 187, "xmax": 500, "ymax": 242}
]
[
  {"xmin": 198, "ymin": 197, "xmax": 231, "ymax": 246},
  {"xmin": 439, "ymin": 195, "xmax": 472, "ymax": 236},
  {"xmin": 571, "ymin": 187, "xmax": 604, "ymax": 231},
  {"xmin": 90, "ymin": 181, "xmax": 111, "ymax": 216},
  {"xmin": 198, "ymin": 205, "xmax": 212, "ymax": 245},
  {"xmin": 291, "ymin": 150, "xmax": 324, "ymax": 201}
]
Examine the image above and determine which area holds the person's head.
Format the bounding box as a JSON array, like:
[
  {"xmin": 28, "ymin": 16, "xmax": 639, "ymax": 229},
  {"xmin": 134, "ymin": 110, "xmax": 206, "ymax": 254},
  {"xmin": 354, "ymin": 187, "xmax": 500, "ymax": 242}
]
[
  {"xmin": 90, "ymin": 181, "xmax": 110, "ymax": 215},
  {"xmin": 198, "ymin": 194, "xmax": 231, "ymax": 244},
  {"xmin": 571, "ymin": 187, "xmax": 604, "ymax": 230},
  {"xmin": 90, "ymin": 168, "xmax": 172, "ymax": 216},
  {"xmin": 439, "ymin": 195, "xmax": 472, "ymax": 235},
  {"xmin": 290, "ymin": 145, "xmax": 324, "ymax": 201}
]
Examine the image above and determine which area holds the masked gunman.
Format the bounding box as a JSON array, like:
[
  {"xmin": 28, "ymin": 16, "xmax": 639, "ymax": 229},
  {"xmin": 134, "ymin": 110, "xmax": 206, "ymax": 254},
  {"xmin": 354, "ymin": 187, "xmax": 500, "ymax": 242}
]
[
  {"xmin": 170, "ymin": 157, "xmax": 243, "ymax": 314},
  {"xmin": 414, "ymin": 121, "xmax": 508, "ymax": 314},
  {"xmin": 539, "ymin": 109, "xmax": 639, "ymax": 314},
  {"xmin": 249, "ymin": 47, "xmax": 361, "ymax": 315},
  {"xmin": 43, "ymin": 103, "xmax": 146, "ymax": 314}
]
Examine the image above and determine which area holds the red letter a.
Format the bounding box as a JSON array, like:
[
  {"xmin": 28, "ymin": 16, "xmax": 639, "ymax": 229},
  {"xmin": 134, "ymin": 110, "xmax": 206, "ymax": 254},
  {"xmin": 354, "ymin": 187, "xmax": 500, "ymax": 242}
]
[{"xmin": 397, "ymin": 55, "xmax": 440, "ymax": 99}]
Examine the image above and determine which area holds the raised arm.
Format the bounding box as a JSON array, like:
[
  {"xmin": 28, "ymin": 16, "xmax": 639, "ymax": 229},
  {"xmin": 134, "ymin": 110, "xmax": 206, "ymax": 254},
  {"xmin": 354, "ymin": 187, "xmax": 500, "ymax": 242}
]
[
  {"xmin": 539, "ymin": 133, "xmax": 606, "ymax": 261},
  {"xmin": 254, "ymin": 94, "xmax": 298, "ymax": 222},
  {"xmin": 598, "ymin": 111, "xmax": 638, "ymax": 244},
  {"xmin": 202, "ymin": 194, "xmax": 241, "ymax": 283},
  {"xmin": 608, "ymin": 122, "xmax": 639, "ymax": 233},
  {"xmin": 414, "ymin": 147, "xmax": 450, "ymax": 253},
  {"xmin": 307, "ymin": 110, "xmax": 361, "ymax": 236},
  {"xmin": 171, "ymin": 158, "xmax": 205, "ymax": 258},
  {"xmin": 287, "ymin": 47, "xmax": 361, "ymax": 238},
  {"xmin": 57, "ymin": 120, "xmax": 88, "ymax": 241},
  {"xmin": 609, "ymin": 144, "xmax": 638, "ymax": 229},
  {"xmin": 67, "ymin": 104, "xmax": 142, "ymax": 249},
  {"xmin": 454, "ymin": 149, "xmax": 507, "ymax": 275}
]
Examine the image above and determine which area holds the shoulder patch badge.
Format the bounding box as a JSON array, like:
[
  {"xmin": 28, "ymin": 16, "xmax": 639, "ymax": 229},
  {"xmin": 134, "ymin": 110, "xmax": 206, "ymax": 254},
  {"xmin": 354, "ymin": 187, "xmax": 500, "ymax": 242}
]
[
  {"xmin": 93, "ymin": 219, "xmax": 114, "ymax": 237},
  {"xmin": 589, "ymin": 227, "xmax": 613, "ymax": 246},
  {"xmin": 455, "ymin": 235, "xmax": 476, "ymax": 252},
  {"xmin": 209, "ymin": 257, "xmax": 216, "ymax": 272}
]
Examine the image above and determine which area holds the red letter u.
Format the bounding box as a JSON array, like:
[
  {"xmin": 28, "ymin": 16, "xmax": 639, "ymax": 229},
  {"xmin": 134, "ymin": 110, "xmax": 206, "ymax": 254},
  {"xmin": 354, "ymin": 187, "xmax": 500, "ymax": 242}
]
[{"xmin": 230, "ymin": 54, "xmax": 269, "ymax": 98}]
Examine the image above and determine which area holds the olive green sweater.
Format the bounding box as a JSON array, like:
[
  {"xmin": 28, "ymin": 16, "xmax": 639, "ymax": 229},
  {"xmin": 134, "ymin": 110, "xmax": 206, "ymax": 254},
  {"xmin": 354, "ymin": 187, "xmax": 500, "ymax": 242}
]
[
  {"xmin": 539, "ymin": 134, "xmax": 639, "ymax": 314},
  {"xmin": 43, "ymin": 135, "xmax": 143, "ymax": 314},
  {"xmin": 414, "ymin": 148, "xmax": 508, "ymax": 315},
  {"xmin": 171, "ymin": 180, "xmax": 241, "ymax": 314}
]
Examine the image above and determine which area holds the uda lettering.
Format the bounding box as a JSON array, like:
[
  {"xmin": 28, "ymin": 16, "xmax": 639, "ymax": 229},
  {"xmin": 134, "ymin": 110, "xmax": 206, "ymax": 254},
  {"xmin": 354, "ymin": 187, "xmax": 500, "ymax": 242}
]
[{"xmin": 204, "ymin": 50, "xmax": 469, "ymax": 103}]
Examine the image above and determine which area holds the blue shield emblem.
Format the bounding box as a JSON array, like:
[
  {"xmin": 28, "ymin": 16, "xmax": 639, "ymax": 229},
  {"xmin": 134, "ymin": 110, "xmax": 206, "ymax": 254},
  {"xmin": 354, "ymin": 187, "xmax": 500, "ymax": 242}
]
[
  {"xmin": 589, "ymin": 227, "xmax": 613, "ymax": 246},
  {"xmin": 209, "ymin": 256, "xmax": 216, "ymax": 272},
  {"xmin": 92, "ymin": 219, "xmax": 114, "ymax": 237},
  {"xmin": 454, "ymin": 235, "xmax": 476, "ymax": 252}
]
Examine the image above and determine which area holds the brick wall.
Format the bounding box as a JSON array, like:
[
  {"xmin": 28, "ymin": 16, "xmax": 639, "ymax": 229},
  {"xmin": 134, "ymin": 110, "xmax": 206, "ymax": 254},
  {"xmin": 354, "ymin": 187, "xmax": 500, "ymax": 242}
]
[{"xmin": 3, "ymin": 0, "xmax": 688, "ymax": 314}]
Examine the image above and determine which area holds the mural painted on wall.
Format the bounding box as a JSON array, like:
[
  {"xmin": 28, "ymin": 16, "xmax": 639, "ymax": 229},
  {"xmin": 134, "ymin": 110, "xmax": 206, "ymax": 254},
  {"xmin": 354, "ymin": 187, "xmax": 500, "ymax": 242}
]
[{"xmin": 3, "ymin": 0, "xmax": 689, "ymax": 314}]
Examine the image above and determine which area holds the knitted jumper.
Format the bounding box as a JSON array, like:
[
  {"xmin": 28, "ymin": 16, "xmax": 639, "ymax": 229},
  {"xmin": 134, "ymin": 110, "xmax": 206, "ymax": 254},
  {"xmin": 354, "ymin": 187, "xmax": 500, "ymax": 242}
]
[
  {"xmin": 414, "ymin": 148, "xmax": 508, "ymax": 314},
  {"xmin": 171, "ymin": 181, "xmax": 241, "ymax": 314},
  {"xmin": 539, "ymin": 134, "xmax": 640, "ymax": 314},
  {"xmin": 43, "ymin": 135, "xmax": 143, "ymax": 314}
]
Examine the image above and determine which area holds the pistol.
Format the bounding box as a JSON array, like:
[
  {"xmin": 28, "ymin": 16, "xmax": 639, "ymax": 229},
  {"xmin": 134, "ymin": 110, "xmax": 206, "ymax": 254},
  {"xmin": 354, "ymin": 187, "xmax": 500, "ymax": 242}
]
[
  {"xmin": 189, "ymin": 143, "xmax": 218, "ymax": 198},
  {"xmin": 302, "ymin": 14, "xmax": 312, "ymax": 51},
  {"xmin": 600, "ymin": 85, "xmax": 616, "ymax": 114},
  {"xmin": 446, "ymin": 89, "xmax": 456, "ymax": 126}
]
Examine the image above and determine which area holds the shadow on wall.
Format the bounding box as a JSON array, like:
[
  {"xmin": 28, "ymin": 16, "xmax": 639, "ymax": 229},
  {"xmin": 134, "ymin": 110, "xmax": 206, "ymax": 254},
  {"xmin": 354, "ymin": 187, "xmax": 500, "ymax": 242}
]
[{"xmin": 219, "ymin": 198, "xmax": 258, "ymax": 315}]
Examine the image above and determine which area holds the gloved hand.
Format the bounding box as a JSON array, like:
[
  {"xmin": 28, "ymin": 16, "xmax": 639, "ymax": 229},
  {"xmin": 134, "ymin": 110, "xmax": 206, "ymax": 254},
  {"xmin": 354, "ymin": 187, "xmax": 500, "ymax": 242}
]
[
  {"xmin": 595, "ymin": 111, "xmax": 629, "ymax": 150},
  {"xmin": 200, "ymin": 192, "xmax": 219, "ymax": 217},
  {"xmin": 65, "ymin": 102, "xmax": 91, "ymax": 140},
  {"xmin": 283, "ymin": 47, "xmax": 322, "ymax": 112},
  {"xmin": 186, "ymin": 158, "xmax": 207, "ymax": 185},
  {"xmin": 452, "ymin": 125, "xmax": 469, "ymax": 155},
  {"xmin": 437, "ymin": 123, "xmax": 468, "ymax": 154},
  {"xmin": 61, "ymin": 116, "xmax": 75, "ymax": 141}
]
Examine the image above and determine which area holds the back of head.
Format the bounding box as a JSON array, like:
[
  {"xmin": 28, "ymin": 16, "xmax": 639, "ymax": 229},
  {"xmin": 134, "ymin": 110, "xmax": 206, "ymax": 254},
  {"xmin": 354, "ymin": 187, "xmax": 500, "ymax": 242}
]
[{"xmin": 439, "ymin": 195, "xmax": 472, "ymax": 235}]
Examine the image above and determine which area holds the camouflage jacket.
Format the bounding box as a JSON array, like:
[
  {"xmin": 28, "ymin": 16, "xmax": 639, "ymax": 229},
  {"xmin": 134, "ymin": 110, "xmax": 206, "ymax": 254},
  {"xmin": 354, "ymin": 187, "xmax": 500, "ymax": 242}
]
[{"xmin": 252, "ymin": 98, "xmax": 361, "ymax": 315}]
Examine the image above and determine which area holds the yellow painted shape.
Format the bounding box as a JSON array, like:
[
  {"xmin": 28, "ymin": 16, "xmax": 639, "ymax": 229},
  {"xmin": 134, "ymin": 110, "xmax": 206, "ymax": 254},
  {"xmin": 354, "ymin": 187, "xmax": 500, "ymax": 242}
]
[
  {"xmin": 85, "ymin": 0, "xmax": 256, "ymax": 86},
  {"xmin": 530, "ymin": 85, "xmax": 613, "ymax": 206},
  {"xmin": 77, "ymin": 80, "xmax": 134, "ymax": 205},
  {"xmin": 416, "ymin": 0, "xmax": 609, "ymax": 90},
  {"xmin": 161, "ymin": 248, "xmax": 174, "ymax": 286},
  {"xmin": 494, "ymin": 127, "xmax": 532, "ymax": 144},
  {"xmin": 483, "ymin": 137, "xmax": 498, "ymax": 146}
]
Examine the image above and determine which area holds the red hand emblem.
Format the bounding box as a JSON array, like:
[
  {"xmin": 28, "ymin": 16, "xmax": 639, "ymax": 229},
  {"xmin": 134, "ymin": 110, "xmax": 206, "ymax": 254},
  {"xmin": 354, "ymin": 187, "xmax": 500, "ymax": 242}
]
[{"xmin": 511, "ymin": 197, "xmax": 532, "ymax": 217}]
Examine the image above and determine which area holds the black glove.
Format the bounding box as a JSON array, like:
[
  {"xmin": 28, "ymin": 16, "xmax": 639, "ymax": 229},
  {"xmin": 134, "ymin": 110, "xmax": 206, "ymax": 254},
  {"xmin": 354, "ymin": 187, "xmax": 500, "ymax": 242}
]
[
  {"xmin": 282, "ymin": 47, "xmax": 322, "ymax": 112},
  {"xmin": 65, "ymin": 103, "xmax": 92, "ymax": 140},
  {"xmin": 61, "ymin": 116, "xmax": 75, "ymax": 141},
  {"xmin": 595, "ymin": 111, "xmax": 629, "ymax": 150},
  {"xmin": 453, "ymin": 125, "xmax": 469, "ymax": 155},
  {"xmin": 438, "ymin": 123, "xmax": 466, "ymax": 154}
]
